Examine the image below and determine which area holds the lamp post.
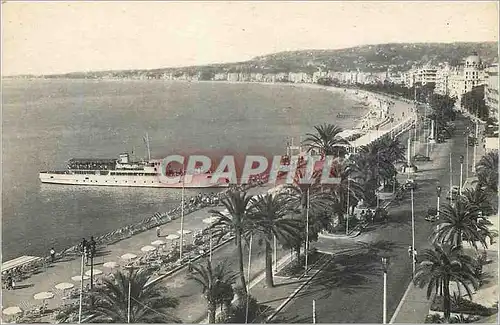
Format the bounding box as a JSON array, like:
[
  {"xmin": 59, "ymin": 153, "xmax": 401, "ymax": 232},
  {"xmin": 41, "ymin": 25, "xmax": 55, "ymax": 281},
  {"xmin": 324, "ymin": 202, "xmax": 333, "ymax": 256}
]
[
  {"xmin": 124, "ymin": 266, "xmax": 136, "ymax": 323},
  {"xmin": 464, "ymin": 130, "xmax": 470, "ymax": 179},
  {"xmin": 472, "ymin": 122, "xmax": 479, "ymax": 173},
  {"xmin": 245, "ymin": 234, "xmax": 254, "ymax": 324},
  {"xmin": 78, "ymin": 242, "xmax": 86, "ymax": 324},
  {"xmin": 179, "ymin": 170, "xmax": 186, "ymax": 260},
  {"xmin": 305, "ymin": 188, "xmax": 310, "ymax": 275},
  {"xmin": 436, "ymin": 185, "xmax": 442, "ymax": 217},
  {"xmin": 411, "ymin": 188, "xmax": 415, "ymax": 276},
  {"xmin": 459, "ymin": 155, "xmax": 464, "ymax": 195},
  {"xmin": 449, "ymin": 152, "xmax": 453, "ymax": 195},
  {"xmin": 346, "ymin": 178, "xmax": 350, "ymax": 235},
  {"xmin": 381, "ymin": 257, "xmax": 389, "ymax": 324},
  {"xmin": 313, "ymin": 300, "xmax": 317, "ymax": 324}
]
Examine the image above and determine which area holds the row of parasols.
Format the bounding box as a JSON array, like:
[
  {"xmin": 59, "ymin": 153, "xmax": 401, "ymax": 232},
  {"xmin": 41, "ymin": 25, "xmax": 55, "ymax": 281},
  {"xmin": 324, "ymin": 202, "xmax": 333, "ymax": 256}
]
[{"xmin": 2, "ymin": 217, "xmax": 222, "ymax": 319}]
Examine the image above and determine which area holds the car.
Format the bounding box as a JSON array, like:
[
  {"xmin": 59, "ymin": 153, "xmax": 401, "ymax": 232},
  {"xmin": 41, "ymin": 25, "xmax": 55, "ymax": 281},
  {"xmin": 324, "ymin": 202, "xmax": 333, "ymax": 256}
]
[
  {"xmin": 413, "ymin": 154, "xmax": 430, "ymax": 162},
  {"xmin": 446, "ymin": 186, "xmax": 460, "ymax": 200},
  {"xmin": 404, "ymin": 179, "xmax": 417, "ymax": 190}
]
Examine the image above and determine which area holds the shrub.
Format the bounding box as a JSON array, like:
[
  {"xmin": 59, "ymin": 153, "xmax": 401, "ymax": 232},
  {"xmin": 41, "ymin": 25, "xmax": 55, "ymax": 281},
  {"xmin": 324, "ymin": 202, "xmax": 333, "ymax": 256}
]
[{"xmin": 431, "ymin": 296, "xmax": 497, "ymax": 316}]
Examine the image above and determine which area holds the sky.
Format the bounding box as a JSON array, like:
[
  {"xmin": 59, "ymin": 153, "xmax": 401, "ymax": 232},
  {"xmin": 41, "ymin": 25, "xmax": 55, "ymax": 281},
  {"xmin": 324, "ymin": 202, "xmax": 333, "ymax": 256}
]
[{"xmin": 2, "ymin": 1, "xmax": 499, "ymax": 76}]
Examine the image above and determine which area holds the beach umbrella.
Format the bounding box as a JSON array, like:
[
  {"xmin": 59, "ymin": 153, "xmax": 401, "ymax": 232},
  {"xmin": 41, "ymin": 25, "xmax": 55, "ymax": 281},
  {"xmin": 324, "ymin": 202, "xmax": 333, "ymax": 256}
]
[
  {"xmin": 71, "ymin": 275, "xmax": 90, "ymax": 282},
  {"xmin": 165, "ymin": 234, "xmax": 179, "ymax": 240},
  {"xmin": 2, "ymin": 307, "xmax": 23, "ymax": 316},
  {"xmin": 55, "ymin": 283, "xmax": 74, "ymax": 290},
  {"xmin": 85, "ymin": 269, "xmax": 103, "ymax": 276},
  {"xmin": 121, "ymin": 253, "xmax": 137, "ymax": 260},
  {"xmin": 151, "ymin": 240, "xmax": 165, "ymax": 246},
  {"xmin": 103, "ymin": 261, "xmax": 118, "ymax": 269},
  {"xmin": 177, "ymin": 229, "xmax": 192, "ymax": 235},
  {"xmin": 34, "ymin": 292, "xmax": 55, "ymax": 300},
  {"xmin": 140, "ymin": 245, "xmax": 157, "ymax": 253}
]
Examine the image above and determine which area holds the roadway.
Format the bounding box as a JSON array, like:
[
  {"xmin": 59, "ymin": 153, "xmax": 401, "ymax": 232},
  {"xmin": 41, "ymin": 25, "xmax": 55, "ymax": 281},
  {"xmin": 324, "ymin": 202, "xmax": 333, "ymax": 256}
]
[{"xmin": 274, "ymin": 115, "xmax": 475, "ymax": 323}]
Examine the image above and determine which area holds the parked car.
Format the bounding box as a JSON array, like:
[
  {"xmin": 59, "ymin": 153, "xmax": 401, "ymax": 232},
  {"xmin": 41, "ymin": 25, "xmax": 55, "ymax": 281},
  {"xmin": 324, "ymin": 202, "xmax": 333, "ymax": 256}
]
[
  {"xmin": 413, "ymin": 154, "xmax": 430, "ymax": 162},
  {"xmin": 404, "ymin": 179, "xmax": 417, "ymax": 190}
]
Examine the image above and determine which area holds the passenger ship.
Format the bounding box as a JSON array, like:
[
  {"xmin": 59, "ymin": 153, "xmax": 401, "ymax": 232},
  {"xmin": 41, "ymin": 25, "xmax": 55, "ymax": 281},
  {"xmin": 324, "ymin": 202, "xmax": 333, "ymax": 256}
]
[{"xmin": 39, "ymin": 135, "xmax": 230, "ymax": 188}]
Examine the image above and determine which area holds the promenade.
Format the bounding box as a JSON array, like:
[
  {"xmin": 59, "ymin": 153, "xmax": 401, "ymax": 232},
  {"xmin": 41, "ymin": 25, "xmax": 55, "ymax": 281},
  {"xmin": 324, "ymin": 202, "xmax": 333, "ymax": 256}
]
[{"xmin": 2, "ymin": 92, "xmax": 430, "ymax": 323}]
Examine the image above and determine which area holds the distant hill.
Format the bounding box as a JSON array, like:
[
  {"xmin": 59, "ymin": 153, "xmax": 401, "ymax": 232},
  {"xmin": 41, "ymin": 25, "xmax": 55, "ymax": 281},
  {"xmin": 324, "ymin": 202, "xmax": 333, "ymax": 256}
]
[{"xmin": 11, "ymin": 41, "xmax": 498, "ymax": 79}]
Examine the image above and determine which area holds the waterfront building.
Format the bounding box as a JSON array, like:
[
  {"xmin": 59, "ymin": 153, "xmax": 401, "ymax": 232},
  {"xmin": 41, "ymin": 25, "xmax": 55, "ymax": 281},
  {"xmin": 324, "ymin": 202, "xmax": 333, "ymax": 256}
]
[
  {"xmin": 446, "ymin": 53, "xmax": 487, "ymax": 110},
  {"xmin": 434, "ymin": 63, "xmax": 452, "ymax": 95},
  {"xmin": 484, "ymin": 62, "xmax": 499, "ymax": 123}
]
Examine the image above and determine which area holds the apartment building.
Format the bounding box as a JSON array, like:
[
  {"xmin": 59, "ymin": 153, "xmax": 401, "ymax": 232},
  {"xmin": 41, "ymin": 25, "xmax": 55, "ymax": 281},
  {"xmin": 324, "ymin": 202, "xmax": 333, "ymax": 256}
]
[{"xmin": 484, "ymin": 62, "xmax": 499, "ymax": 122}]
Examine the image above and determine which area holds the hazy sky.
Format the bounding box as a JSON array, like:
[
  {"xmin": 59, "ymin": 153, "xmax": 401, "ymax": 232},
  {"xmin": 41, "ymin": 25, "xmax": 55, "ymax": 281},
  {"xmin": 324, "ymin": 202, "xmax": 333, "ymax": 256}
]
[{"xmin": 2, "ymin": 1, "xmax": 498, "ymax": 76}]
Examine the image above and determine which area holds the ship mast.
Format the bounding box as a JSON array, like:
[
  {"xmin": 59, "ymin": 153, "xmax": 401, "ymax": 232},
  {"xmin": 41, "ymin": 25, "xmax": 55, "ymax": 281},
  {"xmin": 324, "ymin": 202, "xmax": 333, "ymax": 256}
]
[{"xmin": 144, "ymin": 132, "xmax": 151, "ymax": 161}]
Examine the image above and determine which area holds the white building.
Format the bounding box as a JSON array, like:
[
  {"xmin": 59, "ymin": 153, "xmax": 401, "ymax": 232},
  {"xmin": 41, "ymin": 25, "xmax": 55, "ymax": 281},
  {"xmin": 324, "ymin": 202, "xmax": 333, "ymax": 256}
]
[
  {"xmin": 484, "ymin": 62, "xmax": 499, "ymax": 123},
  {"xmin": 446, "ymin": 53, "xmax": 487, "ymax": 110}
]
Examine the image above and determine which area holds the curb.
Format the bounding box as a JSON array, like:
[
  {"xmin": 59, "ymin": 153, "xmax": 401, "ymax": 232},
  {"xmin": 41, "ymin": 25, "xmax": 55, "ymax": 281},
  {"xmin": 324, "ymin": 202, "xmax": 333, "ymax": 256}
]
[
  {"xmin": 265, "ymin": 254, "xmax": 333, "ymax": 322},
  {"xmin": 389, "ymin": 281, "xmax": 413, "ymax": 323}
]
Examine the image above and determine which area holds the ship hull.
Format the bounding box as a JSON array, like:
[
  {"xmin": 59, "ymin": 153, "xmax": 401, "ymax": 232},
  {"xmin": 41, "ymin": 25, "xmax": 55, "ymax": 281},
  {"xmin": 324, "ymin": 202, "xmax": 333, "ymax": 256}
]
[{"xmin": 39, "ymin": 172, "xmax": 230, "ymax": 188}]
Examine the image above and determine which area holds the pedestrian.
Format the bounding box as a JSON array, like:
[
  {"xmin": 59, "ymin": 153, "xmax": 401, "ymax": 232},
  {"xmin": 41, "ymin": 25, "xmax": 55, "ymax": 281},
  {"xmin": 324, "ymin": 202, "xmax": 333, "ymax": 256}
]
[
  {"xmin": 156, "ymin": 226, "xmax": 161, "ymax": 237},
  {"xmin": 413, "ymin": 249, "xmax": 418, "ymax": 264},
  {"xmin": 408, "ymin": 245, "xmax": 413, "ymax": 258},
  {"xmin": 50, "ymin": 247, "xmax": 56, "ymax": 263}
]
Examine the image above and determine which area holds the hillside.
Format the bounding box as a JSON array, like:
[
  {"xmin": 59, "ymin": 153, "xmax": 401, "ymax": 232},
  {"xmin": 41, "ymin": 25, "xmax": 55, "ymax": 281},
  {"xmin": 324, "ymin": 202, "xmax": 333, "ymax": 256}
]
[{"xmin": 9, "ymin": 41, "xmax": 498, "ymax": 79}]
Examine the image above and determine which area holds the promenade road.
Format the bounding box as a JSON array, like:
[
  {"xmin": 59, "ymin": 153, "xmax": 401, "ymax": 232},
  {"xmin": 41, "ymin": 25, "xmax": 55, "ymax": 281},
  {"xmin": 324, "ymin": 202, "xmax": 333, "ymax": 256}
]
[
  {"xmin": 275, "ymin": 115, "xmax": 474, "ymax": 322},
  {"xmin": 1, "ymin": 205, "xmax": 228, "ymax": 312}
]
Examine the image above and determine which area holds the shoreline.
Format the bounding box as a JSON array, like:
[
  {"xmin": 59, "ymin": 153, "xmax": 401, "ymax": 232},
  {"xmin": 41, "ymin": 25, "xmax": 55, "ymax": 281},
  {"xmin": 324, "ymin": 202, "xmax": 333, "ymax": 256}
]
[{"xmin": 2, "ymin": 80, "xmax": 411, "ymax": 264}]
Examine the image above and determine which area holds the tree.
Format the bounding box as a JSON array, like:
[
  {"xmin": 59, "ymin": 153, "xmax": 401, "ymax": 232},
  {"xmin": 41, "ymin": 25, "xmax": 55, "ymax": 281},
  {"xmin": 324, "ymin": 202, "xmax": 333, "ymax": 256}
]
[
  {"xmin": 303, "ymin": 124, "xmax": 349, "ymax": 157},
  {"xmin": 328, "ymin": 161, "xmax": 364, "ymax": 225},
  {"xmin": 413, "ymin": 244, "xmax": 479, "ymax": 322},
  {"xmin": 461, "ymin": 184, "xmax": 494, "ymax": 216},
  {"xmin": 249, "ymin": 193, "xmax": 302, "ymax": 287},
  {"xmin": 209, "ymin": 189, "xmax": 253, "ymax": 294},
  {"xmin": 188, "ymin": 259, "xmax": 237, "ymax": 323},
  {"xmin": 283, "ymin": 158, "xmax": 335, "ymax": 257},
  {"xmin": 476, "ymin": 150, "xmax": 498, "ymax": 195},
  {"xmin": 432, "ymin": 200, "xmax": 489, "ymax": 250},
  {"xmin": 56, "ymin": 268, "xmax": 179, "ymax": 323}
]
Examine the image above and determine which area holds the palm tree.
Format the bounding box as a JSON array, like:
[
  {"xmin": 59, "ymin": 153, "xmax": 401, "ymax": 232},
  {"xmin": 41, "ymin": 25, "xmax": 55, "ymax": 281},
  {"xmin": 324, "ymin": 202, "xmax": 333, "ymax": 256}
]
[
  {"xmin": 249, "ymin": 193, "xmax": 303, "ymax": 287},
  {"xmin": 462, "ymin": 185, "xmax": 493, "ymax": 216},
  {"xmin": 56, "ymin": 268, "xmax": 179, "ymax": 323},
  {"xmin": 413, "ymin": 244, "xmax": 479, "ymax": 322},
  {"xmin": 328, "ymin": 161, "xmax": 364, "ymax": 225},
  {"xmin": 431, "ymin": 201, "xmax": 489, "ymax": 250},
  {"xmin": 476, "ymin": 150, "xmax": 498, "ymax": 195},
  {"xmin": 188, "ymin": 259, "xmax": 237, "ymax": 323},
  {"xmin": 284, "ymin": 159, "xmax": 335, "ymax": 257},
  {"xmin": 303, "ymin": 123, "xmax": 349, "ymax": 157},
  {"xmin": 209, "ymin": 189, "xmax": 253, "ymax": 293}
]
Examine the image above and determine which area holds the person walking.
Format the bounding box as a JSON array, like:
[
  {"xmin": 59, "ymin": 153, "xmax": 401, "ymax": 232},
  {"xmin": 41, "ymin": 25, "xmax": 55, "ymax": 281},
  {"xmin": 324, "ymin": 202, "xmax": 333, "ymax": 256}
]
[
  {"xmin": 156, "ymin": 226, "xmax": 161, "ymax": 237},
  {"xmin": 408, "ymin": 245, "xmax": 413, "ymax": 259},
  {"xmin": 50, "ymin": 247, "xmax": 56, "ymax": 263}
]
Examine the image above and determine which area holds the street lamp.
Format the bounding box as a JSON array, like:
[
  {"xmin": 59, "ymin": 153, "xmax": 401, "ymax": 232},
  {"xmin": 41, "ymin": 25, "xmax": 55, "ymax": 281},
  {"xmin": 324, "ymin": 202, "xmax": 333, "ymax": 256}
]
[
  {"xmin": 411, "ymin": 188, "xmax": 415, "ymax": 276},
  {"xmin": 464, "ymin": 130, "xmax": 470, "ymax": 179},
  {"xmin": 124, "ymin": 265, "xmax": 136, "ymax": 323},
  {"xmin": 436, "ymin": 185, "xmax": 442, "ymax": 217},
  {"xmin": 179, "ymin": 169, "xmax": 186, "ymax": 260},
  {"xmin": 381, "ymin": 257, "xmax": 389, "ymax": 324},
  {"xmin": 305, "ymin": 188, "xmax": 310, "ymax": 275},
  {"xmin": 449, "ymin": 152, "xmax": 453, "ymax": 195},
  {"xmin": 459, "ymin": 155, "xmax": 464, "ymax": 195},
  {"xmin": 78, "ymin": 240, "xmax": 86, "ymax": 324}
]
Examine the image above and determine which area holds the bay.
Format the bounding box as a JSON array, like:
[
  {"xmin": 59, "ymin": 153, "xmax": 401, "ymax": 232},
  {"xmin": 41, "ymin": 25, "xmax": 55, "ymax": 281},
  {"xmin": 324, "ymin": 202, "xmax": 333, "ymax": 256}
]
[{"xmin": 2, "ymin": 79, "xmax": 364, "ymax": 260}]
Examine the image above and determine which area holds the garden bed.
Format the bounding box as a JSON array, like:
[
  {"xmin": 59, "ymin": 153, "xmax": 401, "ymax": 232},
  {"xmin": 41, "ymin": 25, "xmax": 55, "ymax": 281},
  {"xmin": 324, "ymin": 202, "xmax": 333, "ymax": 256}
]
[
  {"xmin": 430, "ymin": 295, "xmax": 497, "ymax": 317},
  {"xmin": 276, "ymin": 250, "xmax": 324, "ymax": 278}
]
